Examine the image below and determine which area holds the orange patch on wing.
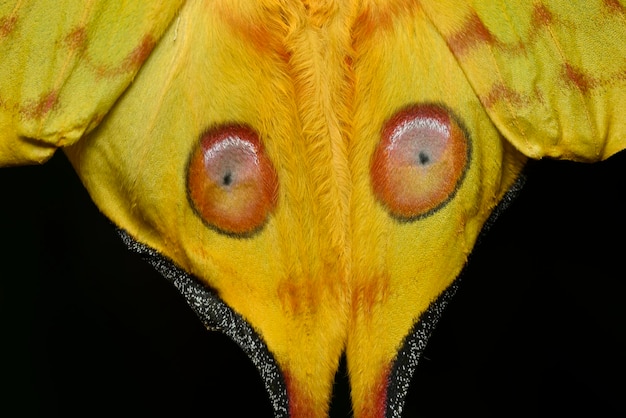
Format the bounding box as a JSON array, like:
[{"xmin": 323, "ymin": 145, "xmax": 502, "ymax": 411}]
[
  {"xmin": 93, "ymin": 35, "xmax": 156, "ymax": 78},
  {"xmin": 352, "ymin": 5, "xmax": 394, "ymax": 48},
  {"xmin": 481, "ymin": 82, "xmax": 530, "ymax": 109},
  {"xmin": 603, "ymin": 0, "xmax": 626, "ymax": 14},
  {"xmin": 0, "ymin": 15, "xmax": 16, "ymax": 38},
  {"xmin": 563, "ymin": 63, "xmax": 598, "ymax": 92},
  {"xmin": 447, "ymin": 12, "xmax": 496, "ymax": 56},
  {"xmin": 64, "ymin": 26, "xmax": 87, "ymax": 51},
  {"xmin": 351, "ymin": 274, "xmax": 390, "ymax": 321},
  {"xmin": 20, "ymin": 90, "xmax": 59, "ymax": 119},
  {"xmin": 277, "ymin": 278, "xmax": 321, "ymax": 316},
  {"xmin": 352, "ymin": 0, "xmax": 421, "ymax": 50},
  {"xmin": 123, "ymin": 35, "xmax": 156, "ymax": 71},
  {"xmin": 218, "ymin": 10, "xmax": 290, "ymax": 62},
  {"xmin": 531, "ymin": 3, "xmax": 554, "ymax": 27}
]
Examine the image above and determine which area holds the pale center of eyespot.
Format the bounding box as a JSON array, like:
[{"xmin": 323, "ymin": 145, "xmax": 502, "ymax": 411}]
[
  {"xmin": 389, "ymin": 117, "xmax": 449, "ymax": 168},
  {"xmin": 203, "ymin": 136, "xmax": 259, "ymax": 190}
]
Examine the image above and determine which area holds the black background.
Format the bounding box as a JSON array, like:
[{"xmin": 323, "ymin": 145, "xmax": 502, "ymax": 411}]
[{"xmin": 1, "ymin": 151, "xmax": 624, "ymax": 417}]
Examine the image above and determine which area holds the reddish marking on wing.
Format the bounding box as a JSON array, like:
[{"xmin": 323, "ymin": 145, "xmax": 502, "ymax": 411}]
[
  {"xmin": 355, "ymin": 366, "xmax": 389, "ymax": 418},
  {"xmin": 94, "ymin": 34, "xmax": 156, "ymax": 78},
  {"xmin": 220, "ymin": 12, "xmax": 291, "ymax": 62},
  {"xmin": 283, "ymin": 371, "xmax": 318, "ymax": 418},
  {"xmin": 447, "ymin": 12, "xmax": 496, "ymax": 56},
  {"xmin": 603, "ymin": 0, "xmax": 626, "ymax": 14},
  {"xmin": 351, "ymin": 274, "xmax": 390, "ymax": 322},
  {"xmin": 481, "ymin": 83, "xmax": 530, "ymax": 109},
  {"xmin": 0, "ymin": 15, "xmax": 16, "ymax": 38},
  {"xmin": 278, "ymin": 279, "xmax": 315, "ymax": 316},
  {"xmin": 484, "ymin": 65, "xmax": 625, "ymax": 107},
  {"xmin": 532, "ymin": 3, "xmax": 554, "ymax": 27},
  {"xmin": 20, "ymin": 90, "xmax": 59, "ymax": 119},
  {"xmin": 352, "ymin": 0, "xmax": 421, "ymax": 50},
  {"xmin": 344, "ymin": 54, "xmax": 354, "ymax": 71},
  {"xmin": 352, "ymin": 5, "xmax": 394, "ymax": 48},
  {"xmin": 123, "ymin": 35, "xmax": 156, "ymax": 71},
  {"xmin": 64, "ymin": 26, "xmax": 88, "ymax": 51},
  {"xmin": 563, "ymin": 63, "xmax": 598, "ymax": 92}
]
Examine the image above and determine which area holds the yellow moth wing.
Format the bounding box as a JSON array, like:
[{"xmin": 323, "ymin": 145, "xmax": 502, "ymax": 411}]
[
  {"xmin": 347, "ymin": 4, "xmax": 526, "ymax": 414},
  {"xmin": 422, "ymin": 0, "xmax": 626, "ymax": 160},
  {"xmin": 0, "ymin": 0, "xmax": 183, "ymax": 165},
  {"xmin": 65, "ymin": 1, "xmax": 356, "ymax": 415}
]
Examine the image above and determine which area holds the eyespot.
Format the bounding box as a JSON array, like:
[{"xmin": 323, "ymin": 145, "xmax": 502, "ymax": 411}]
[
  {"xmin": 187, "ymin": 124, "xmax": 278, "ymax": 237},
  {"xmin": 371, "ymin": 104, "xmax": 471, "ymax": 220}
]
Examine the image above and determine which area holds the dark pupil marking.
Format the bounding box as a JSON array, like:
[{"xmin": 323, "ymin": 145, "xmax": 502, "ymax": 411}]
[
  {"xmin": 417, "ymin": 151, "xmax": 430, "ymax": 165},
  {"xmin": 222, "ymin": 170, "xmax": 233, "ymax": 187}
]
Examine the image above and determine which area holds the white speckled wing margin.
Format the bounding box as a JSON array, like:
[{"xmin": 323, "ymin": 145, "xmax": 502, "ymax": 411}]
[
  {"xmin": 118, "ymin": 230, "xmax": 289, "ymax": 417},
  {"xmin": 385, "ymin": 281, "xmax": 459, "ymax": 417},
  {"xmin": 386, "ymin": 175, "xmax": 526, "ymax": 417}
]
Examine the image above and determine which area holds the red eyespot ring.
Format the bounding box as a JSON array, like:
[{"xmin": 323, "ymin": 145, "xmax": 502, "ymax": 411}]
[
  {"xmin": 371, "ymin": 104, "xmax": 471, "ymax": 220},
  {"xmin": 186, "ymin": 124, "xmax": 278, "ymax": 236}
]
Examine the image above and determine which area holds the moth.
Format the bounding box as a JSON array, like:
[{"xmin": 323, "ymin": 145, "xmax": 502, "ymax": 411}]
[{"xmin": 1, "ymin": 1, "xmax": 625, "ymax": 417}]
